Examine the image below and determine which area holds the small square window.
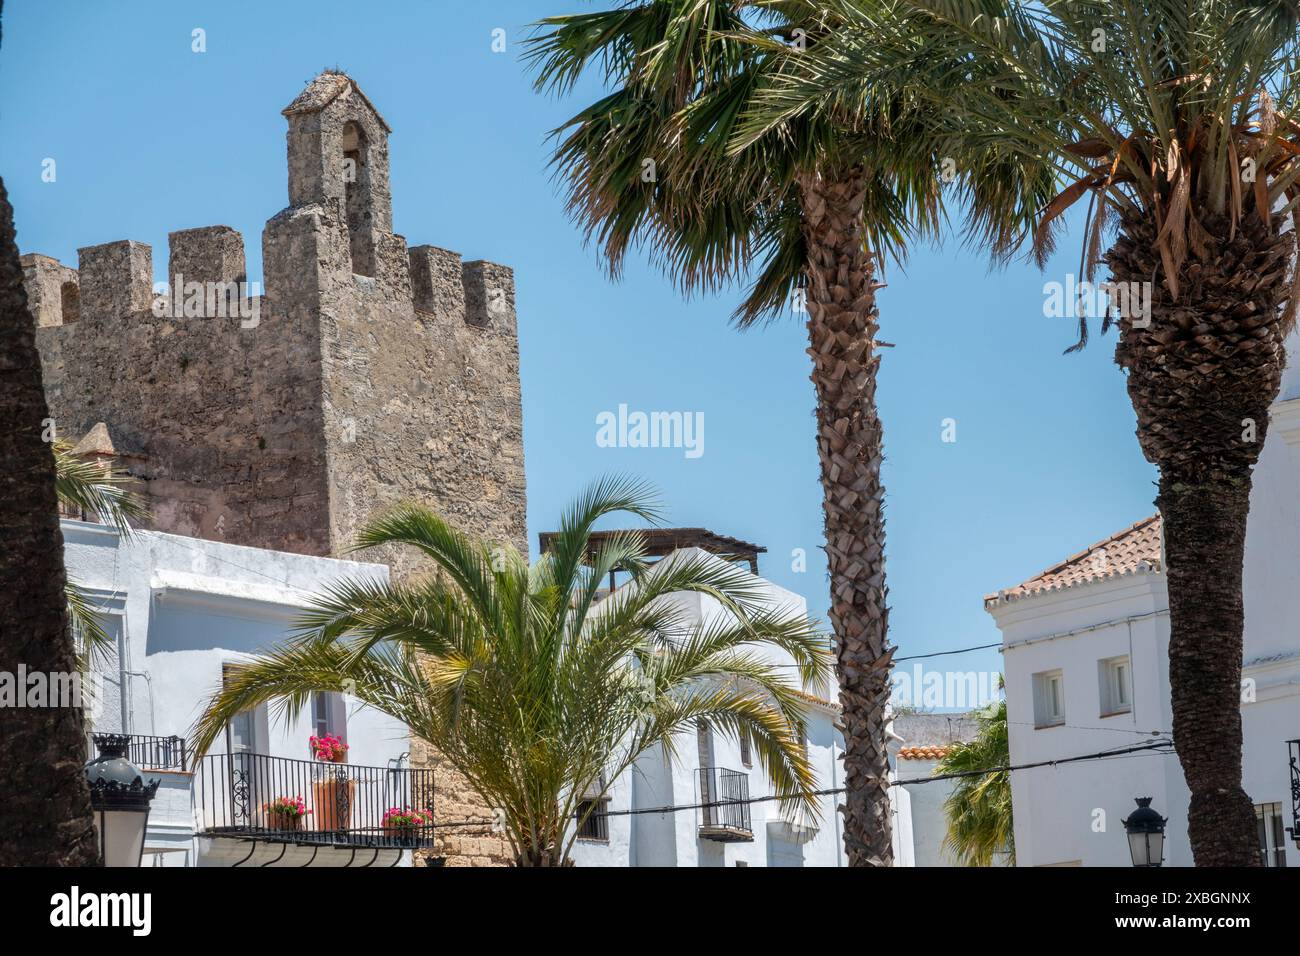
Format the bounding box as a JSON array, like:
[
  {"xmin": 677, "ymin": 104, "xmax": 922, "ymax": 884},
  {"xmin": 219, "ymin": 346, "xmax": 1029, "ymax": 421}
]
[
  {"xmin": 1256, "ymin": 802, "xmax": 1288, "ymax": 867},
  {"xmin": 1032, "ymin": 670, "xmax": 1065, "ymax": 728},
  {"xmin": 1099, "ymin": 656, "xmax": 1132, "ymax": 716},
  {"xmin": 575, "ymin": 798, "xmax": 610, "ymax": 842}
]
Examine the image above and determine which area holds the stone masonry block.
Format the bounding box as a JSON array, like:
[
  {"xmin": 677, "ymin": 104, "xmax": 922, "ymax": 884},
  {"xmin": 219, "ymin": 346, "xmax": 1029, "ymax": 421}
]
[
  {"xmin": 77, "ymin": 240, "xmax": 153, "ymax": 319},
  {"xmin": 168, "ymin": 225, "xmax": 247, "ymax": 289}
]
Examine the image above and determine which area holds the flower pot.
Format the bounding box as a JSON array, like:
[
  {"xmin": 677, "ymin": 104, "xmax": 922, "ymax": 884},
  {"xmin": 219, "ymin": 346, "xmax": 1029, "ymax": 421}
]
[
  {"xmin": 312, "ymin": 777, "xmax": 355, "ymax": 831},
  {"xmin": 383, "ymin": 826, "xmax": 422, "ymax": 846},
  {"xmin": 266, "ymin": 812, "xmax": 302, "ymax": 832}
]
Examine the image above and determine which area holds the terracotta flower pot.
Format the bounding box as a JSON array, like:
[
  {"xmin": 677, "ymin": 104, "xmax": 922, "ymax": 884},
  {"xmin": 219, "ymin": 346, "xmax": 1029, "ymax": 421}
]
[
  {"xmin": 384, "ymin": 826, "xmax": 419, "ymax": 845},
  {"xmin": 313, "ymin": 778, "xmax": 355, "ymax": 831},
  {"xmin": 267, "ymin": 812, "xmax": 302, "ymax": 832}
]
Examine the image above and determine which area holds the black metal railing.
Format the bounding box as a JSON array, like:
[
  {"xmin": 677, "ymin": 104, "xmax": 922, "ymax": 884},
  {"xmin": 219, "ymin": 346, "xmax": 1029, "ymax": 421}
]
[
  {"xmin": 697, "ymin": 767, "xmax": 752, "ymax": 840},
  {"xmin": 574, "ymin": 798, "xmax": 610, "ymax": 842},
  {"xmin": 1288, "ymin": 740, "xmax": 1299, "ymax": 851},
  {"xmin": 195, "ymin": 752, "xmax": 436, "ymax": 848},
  {"xmin": 85, "ymin": 733, "xmax": 189, "ymax": 771}
]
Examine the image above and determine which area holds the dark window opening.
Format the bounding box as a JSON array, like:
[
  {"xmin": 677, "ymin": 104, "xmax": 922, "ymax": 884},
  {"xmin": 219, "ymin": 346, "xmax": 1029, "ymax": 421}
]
[
  {"xmin": 575, "ymin": 798, "xmax": 609, "ymax": 842},
  {"xmin": 61, "ymin": 280, "xmax": 80, "ymax": 324},
  {"xmin": 341, "ymin": 121, "xmax": 374, "ymax": 277}
]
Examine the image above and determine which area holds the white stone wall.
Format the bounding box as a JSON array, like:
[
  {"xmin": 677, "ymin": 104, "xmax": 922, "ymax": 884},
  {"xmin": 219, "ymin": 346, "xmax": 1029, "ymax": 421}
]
[
  {"xmin": 569, "ymin": 550, "xmax": 854, "ymax": 867},
  {"xmin": 989, "ymin": 326, "xmax": 1300, "ymax": 866},
  {"xmin": 64, "ymin": 521, "xmax": 414, "ymax": 866}
]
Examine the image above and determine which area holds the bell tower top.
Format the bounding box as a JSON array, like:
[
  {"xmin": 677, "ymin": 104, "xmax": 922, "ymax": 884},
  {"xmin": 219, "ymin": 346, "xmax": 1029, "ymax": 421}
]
[{"xmin": 282, "ymin": 72, "xmax": 393, "ymax": 265}]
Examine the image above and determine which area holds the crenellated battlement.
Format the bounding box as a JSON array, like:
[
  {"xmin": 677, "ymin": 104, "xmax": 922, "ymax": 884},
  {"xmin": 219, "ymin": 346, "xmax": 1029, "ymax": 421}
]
[{"xmin": 25, "ymin": 223, "xmax": 511, "ymax": 333}]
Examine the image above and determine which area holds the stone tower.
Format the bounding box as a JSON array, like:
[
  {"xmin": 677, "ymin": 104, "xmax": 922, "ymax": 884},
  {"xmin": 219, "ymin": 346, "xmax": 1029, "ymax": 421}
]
[{"xmin": 27, "ymin": 72, "xmax": 526, "ymax": 865}]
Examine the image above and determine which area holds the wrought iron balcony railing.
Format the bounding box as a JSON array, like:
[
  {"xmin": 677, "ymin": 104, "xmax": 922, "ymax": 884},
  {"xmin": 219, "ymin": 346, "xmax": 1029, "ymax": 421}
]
[
  {"xmin": 195, "ymin": 752, "xmax": 436, "ymax": 849},
  {"xmin": 85, "ymin": 732, "xmax": 189, "ymax": 771},
  {"xmin": 697, "ymin": 767, "xmax": 753, "ymax": 842}
]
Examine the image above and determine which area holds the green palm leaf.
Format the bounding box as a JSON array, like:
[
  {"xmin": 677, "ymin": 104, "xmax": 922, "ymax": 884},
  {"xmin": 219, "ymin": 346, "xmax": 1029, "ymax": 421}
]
[{"xmin": 192, "ymin": 476, "xmax": 831, "ymax": 866}]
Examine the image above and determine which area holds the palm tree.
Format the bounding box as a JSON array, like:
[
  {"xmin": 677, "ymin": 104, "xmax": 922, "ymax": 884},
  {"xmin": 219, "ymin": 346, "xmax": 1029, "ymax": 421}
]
[
  {"xmin": 746, "ymin": 0, "xmax": 1300, "ymax": 865},
  {"xmin": 934, "ymin": 699, "xmax": 1013, "ymax": 867},
  {"xmin": 0, "ymin": 176, "xmax": 99, "ymax": 866},
  {"xmin": 526, "ymin": 0, "xmax": 1050, "ymax": 867},
  {"xmin": 191, "ymin": 477, "xmax": 832, "ymax": 866},
  {"xmin": 54, "ymin": 437, "xmax": 149, "ymax": 664}
]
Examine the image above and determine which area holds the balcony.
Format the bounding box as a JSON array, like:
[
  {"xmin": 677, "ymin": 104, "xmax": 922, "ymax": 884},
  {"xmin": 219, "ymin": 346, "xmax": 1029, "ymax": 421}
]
[
  {"xmin": 86, "ymin": 732, "xmax": 190, "ymax": 771},
  {"xmin": 195, "ymin": 752, "xmax": 436, "ymax": 850},
  {"xmin": 697, "ymin": 767, "xmax": 753, "ymax": 842}
]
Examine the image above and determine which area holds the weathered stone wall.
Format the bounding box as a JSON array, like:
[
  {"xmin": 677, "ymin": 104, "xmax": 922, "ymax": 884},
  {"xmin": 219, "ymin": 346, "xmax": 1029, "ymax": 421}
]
[
  {"xmin": 20, "ymin": 253, "xmax": 79, "ymax": 327},
  {"xmin": 27, "ymin": 72, "xmax": 525, "ymax": 867},
  {"xmin": 34, "ymin": 237, "xmax": 332, "ymax": 555}
]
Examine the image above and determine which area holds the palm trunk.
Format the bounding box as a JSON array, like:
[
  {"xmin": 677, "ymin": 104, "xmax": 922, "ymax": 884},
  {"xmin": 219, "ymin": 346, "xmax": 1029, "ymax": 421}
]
[
  {"xmin": 1109, "ymin": 208, "xmax": 1291, "ymax": 867},
  {"xmin": 799, "ymin": 166, "xmax": 894, "ymax": 867},
  {"xmin": 0, "ymin": 177, "xmax": 100, "ymax": 866}
]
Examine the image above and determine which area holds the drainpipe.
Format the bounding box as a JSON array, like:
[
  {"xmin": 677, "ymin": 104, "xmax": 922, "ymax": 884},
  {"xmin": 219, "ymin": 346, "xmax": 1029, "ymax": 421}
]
[{"xmin": 122, "ymin": 669, "xmax": 157, "ymax": 735}]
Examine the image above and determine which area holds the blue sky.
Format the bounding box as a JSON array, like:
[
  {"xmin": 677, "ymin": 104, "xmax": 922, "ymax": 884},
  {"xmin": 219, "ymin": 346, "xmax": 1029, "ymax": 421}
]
[{"xmin": 1, "ymin": 1, "xmax": 1159, "ymax": 699}]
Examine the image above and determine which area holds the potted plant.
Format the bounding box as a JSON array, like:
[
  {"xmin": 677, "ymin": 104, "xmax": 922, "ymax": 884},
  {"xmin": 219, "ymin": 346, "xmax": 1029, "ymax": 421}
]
[
  {"xmin": 310, "ymin": 734, "xmax": 353, "ymax": 831},
  {"xmin": 263, "ymin": 795, "xmax": 311, "ymax": 832},
  {"xmin": 309, "ymin": 734, "xmax": 348, "ymax": 763},
  {"xmin": 382, "ymin": 806, "xmax": 432, "ymax": 845}
]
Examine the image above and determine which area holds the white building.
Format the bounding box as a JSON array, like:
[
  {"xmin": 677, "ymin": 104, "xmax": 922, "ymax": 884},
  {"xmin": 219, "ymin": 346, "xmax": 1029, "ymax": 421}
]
[
  {"xmin": 567, "ymin": 546, "xmax": 851, "ymax": 867},
  {"xmin": 70, "ymin": 517, "xmax": 897, "ymax": 867},
  {"xmin": 986, "ymin": 358, "xmax": 1300, "ymax": 866},
  {"xmin": 889, "ymin": 713, "xmax": 982, "ymax": 867},
  {"xmin": 66, "ymin": 518, "xmax": 424, "ymax": 867}
]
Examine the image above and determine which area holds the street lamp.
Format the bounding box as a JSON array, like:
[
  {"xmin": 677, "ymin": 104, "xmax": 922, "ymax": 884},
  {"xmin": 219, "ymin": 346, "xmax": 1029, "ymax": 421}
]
[
  {"xmin": 1287, "ymin": 740, "xmax": 1299, "ymax": 851},
  {"xmin": 84, "ymin": 734, "xmax": 160, "ymax": 867},
  {"xmin": 1123, "ymin": 796, "xmax": 1167, "ymax": 868}
]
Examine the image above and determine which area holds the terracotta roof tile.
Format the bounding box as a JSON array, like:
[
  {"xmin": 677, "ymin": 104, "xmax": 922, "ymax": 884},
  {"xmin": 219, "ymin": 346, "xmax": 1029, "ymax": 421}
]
[
  {"xmin": 897, "ymin": 746, "xmax": 953, "ymax": 760},
  {"xmin": 985, "ymin": 515, "xmax": 1162, "ymax": 607}
]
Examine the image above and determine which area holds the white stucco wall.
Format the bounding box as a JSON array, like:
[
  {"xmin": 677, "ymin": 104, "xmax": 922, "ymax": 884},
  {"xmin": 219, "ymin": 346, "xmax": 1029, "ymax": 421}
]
[
  {"xmin": 64, "ymin": 521, "xmax": 416, "ymax": 866},
  {"xmin": 568, "ymin": 550, "xmax": 855, "ymax": 867},
  {"xmin": 896, "ymin": 756, "xmax": 962, "ymax": 866},
  {"xmin": 990, "ymin": 327, "xmax": 1300, "ymax": 866}
]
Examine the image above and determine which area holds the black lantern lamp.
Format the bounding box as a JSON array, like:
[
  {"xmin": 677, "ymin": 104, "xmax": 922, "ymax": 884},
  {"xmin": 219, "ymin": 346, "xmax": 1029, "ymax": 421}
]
[
  {"xmin": 85, "ymin": 734, "xmax": 160, "ymax": 867},
  {"xmin": 1123, "ymin": 796, "xmax": 1167, "ymax": 867}
]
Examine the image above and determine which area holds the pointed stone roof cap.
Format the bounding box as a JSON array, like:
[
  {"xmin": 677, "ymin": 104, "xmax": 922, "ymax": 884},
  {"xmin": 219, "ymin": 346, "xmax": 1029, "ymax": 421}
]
[
  {"xmin": 70, "ymin": 422, "xmax": 144, "ymax": 460},
  {"xmin": 282, "ymin": 71, "xmax": 391, "ymax": 133}
]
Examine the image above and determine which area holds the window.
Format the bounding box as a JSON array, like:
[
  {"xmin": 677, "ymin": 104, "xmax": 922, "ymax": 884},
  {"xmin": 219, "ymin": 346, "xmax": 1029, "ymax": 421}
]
[
  {"xmin": 312, "ymin": 691, "xmax": 347, "ymax": 742},
  {"xmin": 575, "ymin": 776, "xmax": 609, "ymax": 842},
  {"xmin": 60, "ymin": 281, "xmax": 79, "ymax": 324},
  {"xmin": 739, "ymin": 731, "xmax": 752, "ymax": 768},
  {"xmin": 341, "ymin": 121, "xmax": 374, "ymax": 276},
  {"xmin": 1256, "ymin": 803, "xmax": 1288, "ymax": 867},
  {"xmin": 1099, "ymin": 656, "xmax": 1132, "ymax": 716},
  {"xmin": 223, "ymin": 663, "xmax": 263, "ymax": 752},
  {"xmin": 1032, "ymin": 670, "xmax": 1065, "ymax": 728}
]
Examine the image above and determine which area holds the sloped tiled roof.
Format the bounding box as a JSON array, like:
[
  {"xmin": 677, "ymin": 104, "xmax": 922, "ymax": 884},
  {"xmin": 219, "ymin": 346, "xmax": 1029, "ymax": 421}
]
[
  {"xmin": 897, "ymin": 746, "xmax": 953, "ymax": 761},
  {"xmin": 985, "ymin": 515, "xmax": 1163, "ymax": 607},
  {"xmin": 69, "ymin": 421, "xmax": 144, "ymax": 460}
]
